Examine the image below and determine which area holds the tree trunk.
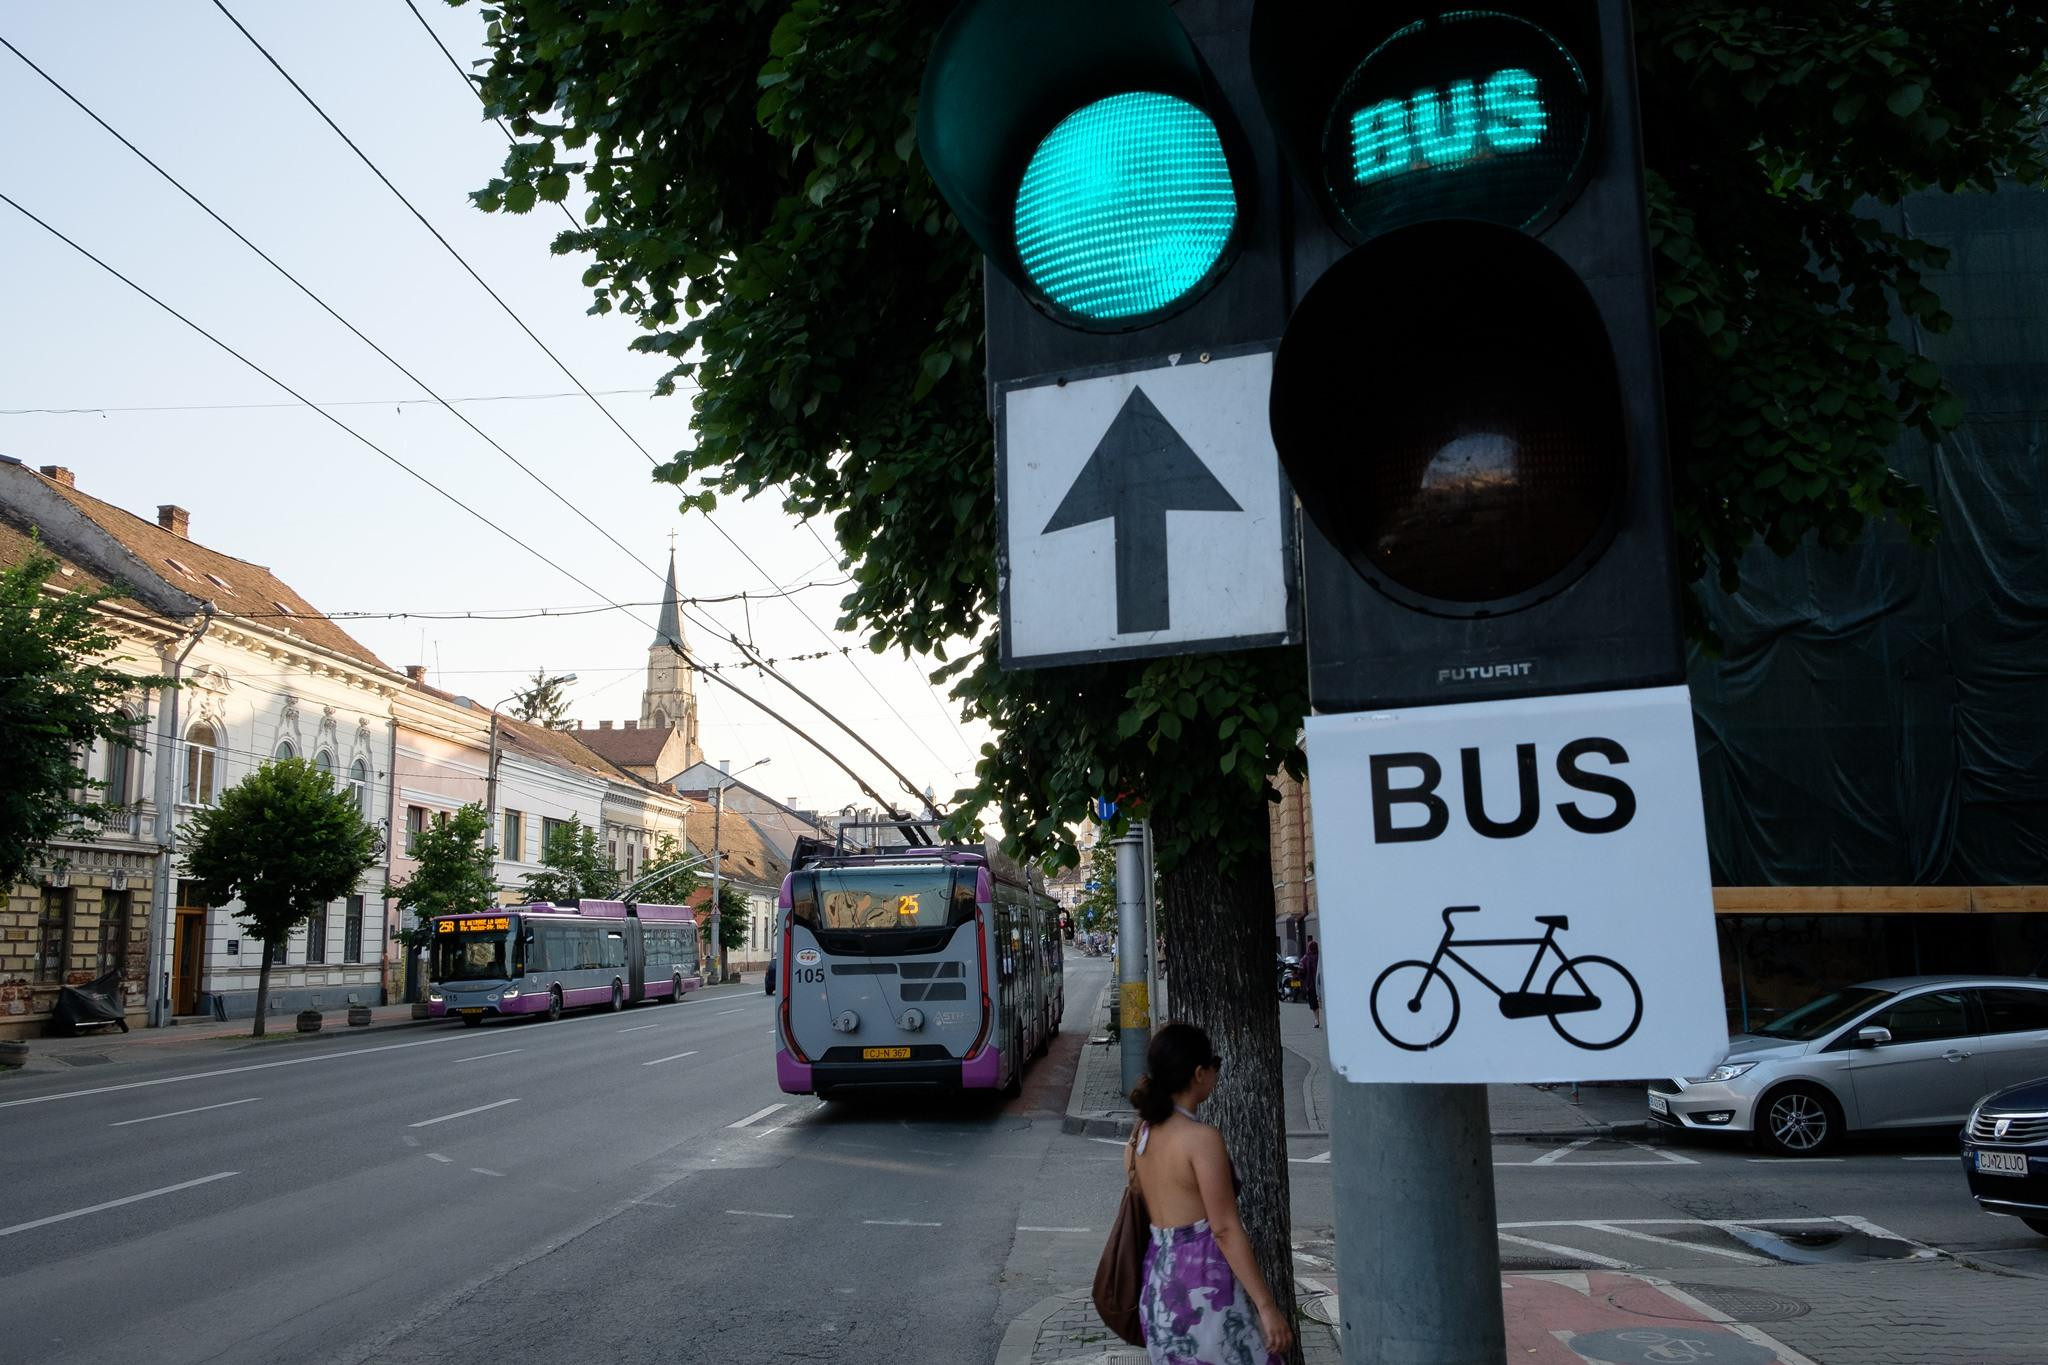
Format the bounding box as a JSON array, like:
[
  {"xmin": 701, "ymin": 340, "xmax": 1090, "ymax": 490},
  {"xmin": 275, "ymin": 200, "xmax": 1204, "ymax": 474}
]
[
  {"xmin": 1154, "ymin": 804, "xmax": 1301, "ymax": 1365},
  {"xmin": 253, "ymin": 947, "xmax": 272, "ymax": 1038}
]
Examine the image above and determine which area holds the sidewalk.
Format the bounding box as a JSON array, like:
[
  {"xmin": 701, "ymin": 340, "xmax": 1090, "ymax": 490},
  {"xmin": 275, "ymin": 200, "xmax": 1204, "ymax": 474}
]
[
  {"xmin": 0, "ymin": 1002, "xmax": 436, "ymax": 1077},
  {"xmin": 1063, "ymin": 979, "xmax": 1652, "ymax": 1141}
]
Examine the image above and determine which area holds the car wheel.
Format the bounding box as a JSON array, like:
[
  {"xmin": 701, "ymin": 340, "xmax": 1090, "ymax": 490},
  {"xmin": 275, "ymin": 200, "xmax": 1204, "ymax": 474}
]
[
  {"xmin": 2023, "ymin": 1217, "xmax": 2048, "ymax": 1239},
  {"xmin": 1758, "ymin": 1082, "xmax": 1841, "ymax": 1157},
  {"xmin": 545, "ymin": 988, "xmax": 562, "ymax": 1023}
]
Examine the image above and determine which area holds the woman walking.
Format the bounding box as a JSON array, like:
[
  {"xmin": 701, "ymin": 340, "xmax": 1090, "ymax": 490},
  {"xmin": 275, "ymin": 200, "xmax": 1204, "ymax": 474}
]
[
  {"xmin": 1128, "ymin": 1023, "xmax": 1294, "ymax": 1364},
  {"xmin": 1298, "ymin": 938, "xmax": 1321, "ymax": 1029}
]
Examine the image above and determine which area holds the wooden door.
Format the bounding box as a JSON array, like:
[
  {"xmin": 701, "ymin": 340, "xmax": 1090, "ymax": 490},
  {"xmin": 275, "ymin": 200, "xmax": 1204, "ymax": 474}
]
[{"xmin": 174, "ymin": 910, "xmax": 205, "ymax": 1016}]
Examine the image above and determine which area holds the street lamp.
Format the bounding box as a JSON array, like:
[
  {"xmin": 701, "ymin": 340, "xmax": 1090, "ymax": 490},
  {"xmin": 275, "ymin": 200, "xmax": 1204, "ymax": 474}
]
[
  {"xmin": 484, "ymin": 673, "xmax": 577, "ymax": 885},
  {"xmin": 708, "ymin": 757, "xmax": 769, "ymax": 985}
]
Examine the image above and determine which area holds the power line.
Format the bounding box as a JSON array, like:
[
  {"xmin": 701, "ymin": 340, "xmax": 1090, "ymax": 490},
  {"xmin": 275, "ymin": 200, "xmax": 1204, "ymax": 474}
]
[
  {"xmin": 226, "ymin": 581, "xmax": 851, "ymax": 621},
  {"xmin": 0, "ymin": 189, "xmax": 909, "ymax": 818},
  {"xmin": 385, "ymin": 0, "xmax": 965, "ymax": 778}
]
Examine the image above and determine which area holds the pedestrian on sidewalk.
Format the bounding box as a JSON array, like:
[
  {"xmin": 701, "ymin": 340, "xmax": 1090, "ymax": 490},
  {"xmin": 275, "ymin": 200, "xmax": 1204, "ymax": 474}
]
[
  {"xmin": 1127, "ymin": 1023, "xmax": 1293, "ymax": 1364},
  {"xmin": 1299, "ymin": 937, "xmax": 1321, "ymax": 1029}
]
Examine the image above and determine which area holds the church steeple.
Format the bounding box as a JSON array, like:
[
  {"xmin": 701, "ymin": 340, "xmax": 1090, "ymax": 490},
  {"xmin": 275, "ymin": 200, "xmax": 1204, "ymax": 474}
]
[{"xmin": 642, "ymin": 543, "xmax": 702, "ymax": 767}]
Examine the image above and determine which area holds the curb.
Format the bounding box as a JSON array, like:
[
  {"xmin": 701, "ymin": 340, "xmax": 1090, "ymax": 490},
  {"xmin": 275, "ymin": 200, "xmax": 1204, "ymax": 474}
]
[
  {"xmin": 1060, "ymin": 975, "xmax": 1128, "ymax": 1138},
  {"xmin": 993, "ymin": 1291, "xmax": 1086, "ymax": 1365}
]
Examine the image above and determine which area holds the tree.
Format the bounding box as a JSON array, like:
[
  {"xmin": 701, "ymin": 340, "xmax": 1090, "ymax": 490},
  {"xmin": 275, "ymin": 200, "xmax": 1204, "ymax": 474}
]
[
  {"xmin": 510, "ymin": 669, "xmax": 574, "ymax": 728},
  {"xmin": 521, "ymin": 815, "xmax": 622, "ymax": 904},
  {"xmin": 386, "ymin": 802, "xmax": 499, "ymax": 960},
  {"xmin": 1077, "ymin": 836, "xmax": 1117, "ymax": 938},
  {"xmin": 699, "ymin": 883, "xmax": 749, "ymax": 957},
  {"xmin": 464, "ymin": 4, "xmax": 2048, "ymax": 1347},
  {"xmin": 182, "ymin": 758, "xmax": 379, "ymax": 1036},
  {"xmin": 0, "ymin": 540, "xmax": 170, "ymax": 892}
]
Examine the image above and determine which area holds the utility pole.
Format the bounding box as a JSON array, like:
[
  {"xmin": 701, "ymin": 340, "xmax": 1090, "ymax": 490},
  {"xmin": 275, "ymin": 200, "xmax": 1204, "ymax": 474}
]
[
  {"xmin": 1114, "ymin": 820, "xmax": 1151, "ymax": 1094},
  {"xmin": 709, "ymin": 783, "xmax": 724, "ymax": 984},
  {"xmin": 1141, "ymin": 817, "xmax": 1160, "ymax": 1021}
]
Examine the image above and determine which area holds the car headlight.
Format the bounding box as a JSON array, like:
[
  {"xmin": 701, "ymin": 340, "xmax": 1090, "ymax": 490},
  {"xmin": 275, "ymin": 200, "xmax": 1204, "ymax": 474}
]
[
  {"xmin": 501, "ymin": 988, "xmax": 520, "ymax": 1001},
  {"xmin": 1687, "ymin": 1061, "xmax": 1757, "ymax": 1084}
]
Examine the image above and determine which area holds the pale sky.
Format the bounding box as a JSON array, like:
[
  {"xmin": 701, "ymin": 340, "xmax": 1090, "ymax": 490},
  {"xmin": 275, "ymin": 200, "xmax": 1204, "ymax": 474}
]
[{"xmin": 0, "ymin": 1, "xmax": 992, "ymax": 817}]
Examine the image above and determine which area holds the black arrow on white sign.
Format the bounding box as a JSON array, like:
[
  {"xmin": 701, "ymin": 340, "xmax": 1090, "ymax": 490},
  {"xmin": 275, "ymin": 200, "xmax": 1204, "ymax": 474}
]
[{"xmin": 1042, "ymin": 387, "xmax": 1242, "ymax": 634}]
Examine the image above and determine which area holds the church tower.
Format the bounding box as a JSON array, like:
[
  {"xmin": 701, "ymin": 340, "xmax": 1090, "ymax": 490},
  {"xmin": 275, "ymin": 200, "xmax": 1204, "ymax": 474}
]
[{"xmin": 642, "ymin": 547, "xmax": 703, "ymax": 767}]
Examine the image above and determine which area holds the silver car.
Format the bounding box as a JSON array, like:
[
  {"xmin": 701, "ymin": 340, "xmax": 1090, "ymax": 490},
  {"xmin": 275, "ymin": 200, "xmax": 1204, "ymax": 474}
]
[{"xmin": 1649, "ymin": 975, "xmax": 2048, "ymax": 1157}]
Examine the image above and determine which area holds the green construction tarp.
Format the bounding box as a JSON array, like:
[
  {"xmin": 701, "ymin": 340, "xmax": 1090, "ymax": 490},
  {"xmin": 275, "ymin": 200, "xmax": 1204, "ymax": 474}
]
[{"xmin": 1689, "ymin": 185, "xmax": 2048, "ymax": 887}]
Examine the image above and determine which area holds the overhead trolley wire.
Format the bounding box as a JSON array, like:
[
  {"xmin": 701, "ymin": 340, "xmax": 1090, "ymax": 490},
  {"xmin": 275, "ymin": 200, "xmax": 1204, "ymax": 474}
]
[
  {"xmin": 386, "ymin": 0, "xmax": 970, "ymax": 778},
  {"xmin": 0, "ymin": 187, "xmax": 909, "ymax": 819}
]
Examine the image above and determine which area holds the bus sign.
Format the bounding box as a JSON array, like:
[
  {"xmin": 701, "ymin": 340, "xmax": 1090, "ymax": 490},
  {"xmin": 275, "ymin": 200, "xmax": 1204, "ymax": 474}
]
[{"xmin": 437, "ymin": 915, "xmax": 511, "ymax": 934}]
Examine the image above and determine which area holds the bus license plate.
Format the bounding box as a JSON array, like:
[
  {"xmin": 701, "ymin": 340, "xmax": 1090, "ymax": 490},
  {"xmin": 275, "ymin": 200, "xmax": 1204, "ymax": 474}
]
[
  {"xmin": 1976, "ymin": 1150, "xmax": 2028, "ymax": 1176},
  {"xmin": 863, "ymin": 1047, "xmax": 910, "ymax": 1061},
  {"xmin": 460, "ymin": 1008, "xmax": 485, "ymax": 1017}
]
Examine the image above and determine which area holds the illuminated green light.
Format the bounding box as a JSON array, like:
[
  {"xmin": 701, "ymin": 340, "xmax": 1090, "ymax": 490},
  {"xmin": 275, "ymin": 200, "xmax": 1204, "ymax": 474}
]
[
  {"xmin": 1014, "ymin": 92, "xmax": 1236, "ymax": 322},
  {"xmin": 1353, "ymin": 68, "xmax": 1548, "ymax": 184}
]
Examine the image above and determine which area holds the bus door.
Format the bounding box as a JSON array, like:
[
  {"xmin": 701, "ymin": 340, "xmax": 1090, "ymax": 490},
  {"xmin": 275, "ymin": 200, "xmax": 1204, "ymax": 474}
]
[{"xmin": 624, "ymin": 918, "xmax": 646, "ymax": 1002}]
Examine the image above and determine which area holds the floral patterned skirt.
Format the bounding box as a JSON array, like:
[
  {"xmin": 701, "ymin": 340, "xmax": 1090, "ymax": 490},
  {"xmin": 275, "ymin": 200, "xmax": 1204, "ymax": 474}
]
[{"xmin": 1138, "ymin": 1219, "xmax": 1280, "ymax": 1365}]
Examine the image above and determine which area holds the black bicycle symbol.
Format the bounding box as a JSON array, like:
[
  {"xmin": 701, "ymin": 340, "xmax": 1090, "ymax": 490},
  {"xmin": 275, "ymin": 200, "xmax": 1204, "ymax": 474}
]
[{"xmin": 1369, "ymin": 906, "xmax": 1643, "ymax": 1052}]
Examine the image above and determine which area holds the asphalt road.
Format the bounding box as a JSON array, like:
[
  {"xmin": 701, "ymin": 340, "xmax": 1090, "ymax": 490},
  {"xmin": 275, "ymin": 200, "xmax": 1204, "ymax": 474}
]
[{"xmin": 0, "ymin": 966, "xmax": 1102, "ymax": 1365}]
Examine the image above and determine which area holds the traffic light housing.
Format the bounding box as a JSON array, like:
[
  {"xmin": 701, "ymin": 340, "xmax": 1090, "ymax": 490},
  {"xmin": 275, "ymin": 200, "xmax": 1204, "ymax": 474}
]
[{"xmin": 1257, "ymin": 1, "xmax": 1685, "ymax": 712}]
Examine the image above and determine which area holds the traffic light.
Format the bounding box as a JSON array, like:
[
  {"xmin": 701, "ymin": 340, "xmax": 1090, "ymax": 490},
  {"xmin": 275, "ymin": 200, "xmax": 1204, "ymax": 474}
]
[
  {"xmin": 1255, "ymin": 1, "xmax": 1685, "ymax": 712},
  {"xmin": 918, "ymin": 0, "xmax": 1287, "ymax": 386}
]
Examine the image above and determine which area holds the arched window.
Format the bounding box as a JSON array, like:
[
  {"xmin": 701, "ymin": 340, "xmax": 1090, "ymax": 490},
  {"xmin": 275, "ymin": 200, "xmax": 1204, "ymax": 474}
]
[
  {"xmin": 349, "ymin": 758, "xmax": 370, "ymax": 815},
  {"xmin": 184, "ymin": 723, "xmax": 218, "ymax": 805},
  {"xmin": 102, "ymin": 719, "xmax": 136, "ymax": 805},
  {"xmin": 274, "ymin": 738, "xmax": 296, "ymax": 762},
  {"xmin": 314, "ymin": 749, "xmax": 335, "ymax": 787}
]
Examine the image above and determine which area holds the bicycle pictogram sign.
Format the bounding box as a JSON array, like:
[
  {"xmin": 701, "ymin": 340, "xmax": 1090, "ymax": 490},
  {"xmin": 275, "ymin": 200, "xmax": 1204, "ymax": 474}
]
[{"xmin": 1369, "ymin": 905, "xmax": 1643, "ymax": 1052}]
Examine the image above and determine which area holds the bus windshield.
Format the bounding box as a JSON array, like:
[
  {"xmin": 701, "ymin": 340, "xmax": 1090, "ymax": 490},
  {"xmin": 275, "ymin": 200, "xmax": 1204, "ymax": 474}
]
[
  {"xmin": 805, "ymin": 867, "xmax": 973, "ymax": 930},
  {"xmin": 432, "ymin": 929, "xmax": 512, "ymax": 981}
]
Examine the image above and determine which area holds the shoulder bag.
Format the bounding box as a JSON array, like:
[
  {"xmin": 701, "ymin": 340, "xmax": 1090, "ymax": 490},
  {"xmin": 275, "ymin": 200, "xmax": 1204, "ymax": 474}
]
[{"xmin": 1091, "ymin": 1130, "xmax": 1150, "ymax": 1345}]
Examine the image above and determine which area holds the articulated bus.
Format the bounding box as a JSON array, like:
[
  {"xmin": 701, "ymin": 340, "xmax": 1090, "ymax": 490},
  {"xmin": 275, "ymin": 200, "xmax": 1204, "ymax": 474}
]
[
  {"xmin": 428, "ymin": 900, "xmax": 700, "ymax": 1025},
  {"xmin": 774, "ymin": 840, "xmax": 1063, "ymax": 1098}
]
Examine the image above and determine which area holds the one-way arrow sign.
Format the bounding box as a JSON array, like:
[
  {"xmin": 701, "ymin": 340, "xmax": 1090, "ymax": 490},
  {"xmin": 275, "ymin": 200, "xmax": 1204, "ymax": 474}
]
[
  {"xmin": 997, "ymin": 346, "xmax": 1297, "ymax": 669},
  {"xmin": 1042, "ymin": 388, "xmax": 1242, "ymax": 635}
]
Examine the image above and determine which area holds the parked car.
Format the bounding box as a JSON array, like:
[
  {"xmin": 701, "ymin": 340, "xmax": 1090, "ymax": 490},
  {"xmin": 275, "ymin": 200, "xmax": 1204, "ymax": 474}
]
[
  {"xmin": 1648, "ymin": 975, "xmax": 2048, "ymax": 1157},
  {"xmin": 1961, "ymin": 1076, "xmax": 2048, "ymax": 1236}
]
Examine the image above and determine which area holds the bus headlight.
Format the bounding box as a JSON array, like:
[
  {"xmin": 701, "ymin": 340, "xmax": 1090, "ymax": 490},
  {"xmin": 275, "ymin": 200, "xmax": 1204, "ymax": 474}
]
[
  {"xmin": 428, "ymin": 991, "xmax": 443, "ymax": 1003},
  {"xmin": 501, "ymin": 989, "xmax": 520, "ymax": 1001}
]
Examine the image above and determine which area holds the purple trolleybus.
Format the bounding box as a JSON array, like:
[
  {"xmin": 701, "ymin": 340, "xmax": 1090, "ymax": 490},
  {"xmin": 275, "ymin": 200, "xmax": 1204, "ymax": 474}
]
[
  {"xmin": 775, "ymin": 839, "xmax": 1063, "ymax": 1098},
  {"xmin": 428, "ymin": 900, "xmax": 700, "ymax": 1025}
]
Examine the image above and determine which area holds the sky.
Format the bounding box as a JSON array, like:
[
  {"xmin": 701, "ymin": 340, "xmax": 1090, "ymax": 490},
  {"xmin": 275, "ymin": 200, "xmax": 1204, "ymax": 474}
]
[{"xmin": 0, "ymin": 1, "xmax": 992, "ymax": 818}]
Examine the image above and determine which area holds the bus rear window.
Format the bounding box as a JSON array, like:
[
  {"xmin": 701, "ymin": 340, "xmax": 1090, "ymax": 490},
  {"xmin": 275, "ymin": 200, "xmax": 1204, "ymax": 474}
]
[{"xmin": 800, "ymin": 868, "xmax": 974, "ymax": 931}]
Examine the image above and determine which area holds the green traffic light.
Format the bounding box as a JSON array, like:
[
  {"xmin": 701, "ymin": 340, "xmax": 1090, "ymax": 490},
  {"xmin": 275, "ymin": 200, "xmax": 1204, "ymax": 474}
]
[{"xmin": 1013, "ymin": 91, "xmax": 1237, "ymax": 323}]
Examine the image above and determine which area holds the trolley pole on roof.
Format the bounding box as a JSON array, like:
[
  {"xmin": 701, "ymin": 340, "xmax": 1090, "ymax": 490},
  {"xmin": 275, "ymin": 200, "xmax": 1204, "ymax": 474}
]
[{"xmin": 1114, "ymin": 821, "xmax": 1151, "ymax": 1095}]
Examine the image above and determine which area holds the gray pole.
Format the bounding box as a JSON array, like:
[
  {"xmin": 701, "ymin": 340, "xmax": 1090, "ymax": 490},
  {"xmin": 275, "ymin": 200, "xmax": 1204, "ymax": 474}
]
[
  {"xmin": 709, "ymin": 783, "xmax": 724, "ymax": 984},
  {"xmin": 1114, "ymin": 821, "xmax": 1151, "ymax": 1094},
  {"xmin": 1140, "ymin": 818, "xmax": 1160, "ymax": 1019},
  {"xmin": 1331, "ymin": 1081, "xmax": 1505, "ymax": 1363}
]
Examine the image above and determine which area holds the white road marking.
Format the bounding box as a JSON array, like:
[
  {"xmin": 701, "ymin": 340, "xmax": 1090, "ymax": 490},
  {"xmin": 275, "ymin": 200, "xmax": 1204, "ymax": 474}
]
[
  {"xmin": 1533, "ymin": 1139, "xmax": 1597, "ymax": 1166},
  {"xmin": 108, "ymin": 1097, "xmax": 258, "ymax": 1127},
  {"xmin": 727, "ymin": 1209, "xmax": 795, "ymax": 1220},
  {"xmin": 408, "ymin": 1097, "xmax": 520, "ymax": 1128},
  {"xmin": 1288, "ymin": 1151, "xmax": 1333, "ymax": 1165},
  {"xmin": 1018, "ymin": 1226, "xmax": 1091, "ymax": 1233},
  {"xmin": 863, "ymin": 1218, "xmax": 942, "ymax": 1227},
  {"xmin": 1746, "ymin": 1157, "xmax": 1846, "ymax": 1163},
  {"xmin": 729, "ymin": 1103, "xmax": 788, "ymax": 1129},
  {"xmin": 427, "ymin": 1153, "xmax": 453, "ymax": 1163},
  {"xmin": 617, "ymin": 1024, "xmax": 661, "ymax": 1034},
  {"xmin": 1497, "ymin": 1233, "xmax": 1633, "ymax": 1270},
  {"xmin": 1088, "ymin": 1137, "xmax": 1127, "ymax": 1147},
  {"xmin": 0, "ymin": 1033, "xmax": 465, "ymax": 1110},
  {"xmin": 1900, "ymin": 1155, "xmax": 1957, "ymax": 1161},
  {"xmin": 452, "ymin": 1049, "xmax": 524, "ymax": 1063},
  {"xmin": 0, "ymin": 1171, "xmax": 238, "ymax": 1238},
  {"xmin": 716, "ymin": 1008, "xmax": 743, "ymax": 1016},
  {"xmin": 470, "ymin": 1168, "xmax": 504, "ymax": 1178},
  {"xmin": 1577, "ymin": 1222, "xmax": 1773, "ymax": 1265},
  {"xmin": 1830, "ymin": 1214, "xmax": 1941, "ymax": 1257},
  {"xmin": 642, "ymin": 1050, "xmax": 699, "ymax": 1067}
]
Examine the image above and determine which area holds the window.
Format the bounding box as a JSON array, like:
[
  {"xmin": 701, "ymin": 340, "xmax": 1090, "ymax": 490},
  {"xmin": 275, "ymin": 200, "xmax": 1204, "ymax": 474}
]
[
  {"xmin": 1868, "ymin": 990, "xmax": 1973, "ymax": 1045},
  {"xmin": 314, "ymin": 750, "xmax": 335, "ymax": 787},
  {"xmin": 306, "ymin": 903, "xmax": 328, "ymax": 964},
  {"xmin": 274, "ymin": 738, "xmax": 296, "ymax": 761},
  {"xmin": 343, "ymin": 895, "xmax": 364, "ymax": 964},
  {"xmin": 36, "ymin": 887, "xmax": 71, "ymax": 983},
  {"xmin": 1977, "ymin": 988, "xmax": 2048, "ymax": 1037},
  {"xmin": 99, "ymin": 890, "xmax": 132, "ymax": 975},
  {"xmin": 406, "ymin": 805, "xmax": 428, "ymax": 855},
  {"xmin": 502, "ymin": 810, "xmax": 524, "ymax": 860},
  {"xmin": 271, "ymin": 938, "xmax": 288, "ymax": 966},
  {"xmin": 626, "ymin": 843, "xmax": 636, "ymax": 880},
  {"xmin": 609, "ymin": 839, "xmax": 618, "ymax": 867},
  {"xmin": 103, "ymin": 729, "xmax": 134, "ymax": 805},
  {"xmin": 540, "ymin": 816, "xmax": 568, "ymax": 852},
  {"xmin": 183, "ymin": 723, "xmax": 218, "ymax": 804},
  {"xmin": 349, "ymin": 758, "xmax": 370, "ymax": 816}
]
